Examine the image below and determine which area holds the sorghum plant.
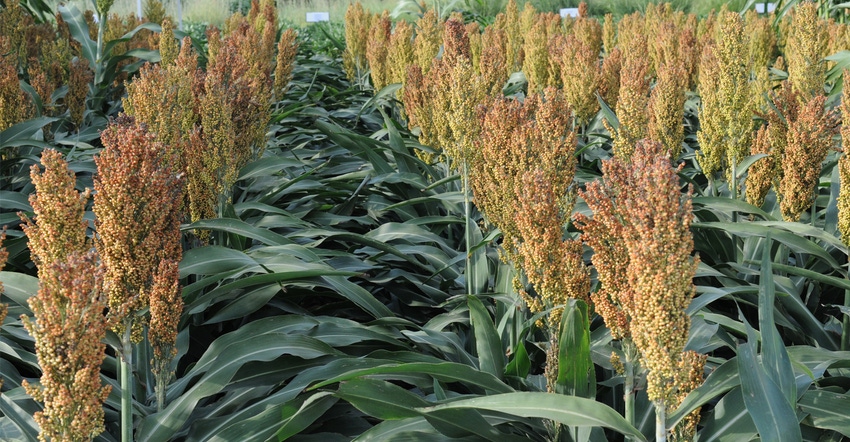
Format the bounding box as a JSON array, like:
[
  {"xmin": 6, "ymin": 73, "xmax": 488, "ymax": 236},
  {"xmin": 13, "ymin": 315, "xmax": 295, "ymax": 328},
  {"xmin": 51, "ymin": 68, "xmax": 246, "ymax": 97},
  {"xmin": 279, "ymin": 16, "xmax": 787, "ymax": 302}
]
[
  {"xmin": 20, "ymin": 150, "xmax": 90, "ymax": 275},
  {"xmin": 23, "ymin": 252, "xmax": 111, "ymax": 442},
  {"xmin": 578, "ymin": 139, "xmax": 703, "ymax": 442},
  {"xmin": 413, "ymin": 9, "xmax": 442, "ymax": 75},
  {"xmin": 648, "ymin": 63, "xmax": 687, "ymax": 158},
  {"xmin": 472, "ymin": 89, "xmax": 584, "ymax": 350},
  {"xmin": 19, "ymin": 149, "xmax": 110, "ymax": 442},
  {"xmin": 611, "ymin": 45, "xmax": 650, "ymax": 159},
  {"xmin": 366, "ymin": 11, "xmax": 392, "ymax": 91},
  {"xmin": 696, "ymin": 10, "xmax": 751, "ymax": 192},
  {"xmin": 95, "ymin": 116, "xmax": 184, "ymax": 428},
  {"xmin": 778, "ymin": 94, "xmax": 839, "ymax": 222},
  {"xmin": 343, "ymin": 2, "xmax": 373, "ymax": 85},
  {"xmin": 786, "ymin": 2, "xmax": 829, "ymax": 102},
  {"xmin": 274, "ymin": 28, "xmax": 299, "ymax": 99}
]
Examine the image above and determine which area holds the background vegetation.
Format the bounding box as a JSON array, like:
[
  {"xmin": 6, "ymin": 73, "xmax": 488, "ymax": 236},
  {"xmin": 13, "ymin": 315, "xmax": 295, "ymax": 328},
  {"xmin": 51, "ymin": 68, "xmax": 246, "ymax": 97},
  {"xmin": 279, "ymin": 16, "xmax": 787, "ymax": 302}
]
[{"xmin": 2, "ymin": 0, "xmax": 850, "ymax": 441}]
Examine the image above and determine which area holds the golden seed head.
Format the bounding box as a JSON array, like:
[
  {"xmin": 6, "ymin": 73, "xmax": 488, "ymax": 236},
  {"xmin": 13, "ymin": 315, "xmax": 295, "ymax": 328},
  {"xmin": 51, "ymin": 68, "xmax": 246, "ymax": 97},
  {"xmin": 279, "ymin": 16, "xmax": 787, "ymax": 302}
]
[
  {"xmin": 648, "ymin": 63, "xmax": 688, "ymax": 159},
  {"xmin": 839, "ymin": 70, "xmax": 850, "ymax": 246},
  {"xmin": 494, "ymin": 0, "xmax": 522, "ymax": 73},
  {"xmin": 779, "ymin": 94, "xmax": 839, "ymax": 221},
  {"xmin": 95, "ymin": 116, "xmax": 184, "ymax": 335},
  {"xmin": 480, "ymin": 27, "xmax": 509, "ymax": 95},
  {"xmin": 579, "ymin": 139, "xmax": 698, "ymax": 404},
  {"xmin": 557, "ymin": 34, "xmax": 600, "ymax": 126},
  {"xmin": 696, "ymin": 11, "xmax": 751, "ymax": 184},
  {"xmin": 598, "ymin": 47, "xmax": 622, "ymax": 110},
  {"xmin": 343, "ymin": 3, "xmax": 372, "ymax": 82},
  {"xmin": 159, "ymin": 17, "xmax": 178, "ymax": 66},
  {"xmin": 786, "ymin": 2, "xmax": 829, "ymax": 102},
  {"xmin": 20, "ymin": 149, "xmax": 91, "ymax": 278},
  {"xmin": 744, "ymin": 124, "xmax": 775, "ymax": 208},
  {"xmin": 472, "ymin": 90, "xmax": 584, "ymax": 329},
  {"xmin": 442, "ymin": 18, "xmax": 471, "ymax": 68},
  {"xmin": 388, "ymin": 20, "xmax": 415, "ymax": 89},
  {"xmin": 603, "ymin": 13, "xmax": 616, "ymax": 54},
  {"xmin": 365, "ymin": 12, "xmax": 392, "ymax": 91},
  {"xmin": 413, "ymin": 9, "xmax": 443, "ymax": 74},
  {"xmin": 67, "ymin": 57, "xmax": 92, "ymax": 127},
  {"xmin": 23, "ymin": 251, "xmax": 111, "ymax": 442},
  {"xmin": 613, "ymin": 46, "xmax": 650, "ymax": 159},
  {"xmin": 523, "ymin": 20, "xmax": 550, "ymax": 93}
]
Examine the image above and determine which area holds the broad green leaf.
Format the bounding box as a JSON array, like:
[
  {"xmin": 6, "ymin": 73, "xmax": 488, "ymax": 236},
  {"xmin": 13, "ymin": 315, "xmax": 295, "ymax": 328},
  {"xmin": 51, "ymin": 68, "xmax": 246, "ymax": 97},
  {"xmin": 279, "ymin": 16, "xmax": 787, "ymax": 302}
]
[
  {"xmin": 0, "ymin": 390, "xmax": 38, "ymax": 442},
  {"xmin": 137, "ymin": 333, "xmax": 339, "ymax": 442},
  {"xmin": 504, "ymin": 340, "xmax": 530, "ymax": 378},
  {"xmin": 556, "ymin": 300, "xmax": 594, "ymax": 398},
  {"xmin": 184, "ymin": 218, "xmax": 292, "ymax": 246},
  {"xmin": 315, "ymin": 120, "xmax": 393, "ymax": 175},
  {"xmin": 335, "ymin": 378, "xmax": 430, "ymax": 420},
  {"xmin": 468, "ymin": 219, "xmax": 489, "ymax": 296},
  {"xmin": 669, "ymin": 359, "xmax": 740, "ymax": 428},
  {"xmin": 308, "ymin": 362, "xmax": 514, "ymax": 394},
  {"xmin": 0, "ymin": 272, "xmax": 38, "ymax": 308},
  {"xmin": 355, "ymin": 417, "xmax": 457, "ymax": 441},
  {"xmin": 735, "ymin": 154, "xmax": 769, "ymax": 179},
  {"xmin": 0, "ymin": 192, "xmax": 31, "ymax": 212},
  {"xmin": 272, "ymin": 392, "xmax": 339, "ymax": 441},
  {"xmin": 696, "ymin": 387, "xmax": 757, "ymax": 442},
  {"xmin": 57, "ymin": 5, "xmax": 95, "ymax": 69},
  {"xmin": 770, "ymin": 262, "xmax": 850, "ymax": 291},
  {"xmin": 418, "ymin": 392, "xmax": 646, "ymax": 441},
  {"xmin": 321, "ymin": 275, "xmax": 395, "ymax": 319},
  {"xmin": 694, "ymin": 222, "xmax": 841, "ymax": 269},
  {"xmin": 693, "ymin": 196, "xmax": 774, "ymax": 221},
  {"xmin": 202, "ymin": 285, "xmax": 280, "ymax": 324},
  {"xmin": 758, "ymin": 235, "xmax": 796, "ymax": 406},
  {"xmin": 596, "ymin": 92, "xmax": 618, "ymax": 131},
  {"xmin": 423, "ymin": 408, "xmax": 524, "ymax": 442},
  {"xmin": 0, "ymin": 117, "xmax": 59, "ymax": 147},
  {"xmin": 379, "ymin": 108, "xmax": 421, "ymax": 174},
  {"xmin": 468, "ymin": 295, "xmax": 506, "ymax": 380},
  {"xmin": 179, "ymin": 246, "xmax": 258, "ymax": 277},
  {"xmin": 737, "ymin": 341, "xmax": 802, "ymax": 442},
  {"xmin": 797, "ymin": 389, "xmax": 850, "ymax": 437}
]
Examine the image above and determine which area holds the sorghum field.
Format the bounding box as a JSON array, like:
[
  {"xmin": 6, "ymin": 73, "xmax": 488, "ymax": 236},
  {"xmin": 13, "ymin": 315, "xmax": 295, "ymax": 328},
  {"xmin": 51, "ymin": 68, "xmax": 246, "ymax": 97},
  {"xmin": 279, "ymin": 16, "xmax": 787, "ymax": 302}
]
[{"xmin": 1, "ymin": 0, "xmax": 850, "ymax": 440}]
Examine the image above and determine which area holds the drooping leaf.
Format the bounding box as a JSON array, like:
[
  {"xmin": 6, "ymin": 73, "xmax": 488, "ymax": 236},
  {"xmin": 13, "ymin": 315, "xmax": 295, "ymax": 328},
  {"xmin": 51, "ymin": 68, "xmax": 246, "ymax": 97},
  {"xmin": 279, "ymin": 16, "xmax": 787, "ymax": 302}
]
[
  {"xmin": 737, "ymin": 341, "xmax": 802, "ymax": 442},
  {"xmin": 556, "ymin": 299, "xmax": 594, "ymax": 398},
  {"xmin": 335, "ymin": 378, "xmax": 430, "ymax": 420},
  {"xmin": 797, "ymin": 389, "xmax": 850, "ymax": 437},
  {"xmin": 468, "ymin": 295, "xmax": 506, "ymax": 380},
  {"xmin": 758, "ymin": 235, "xmax": 796, "ymax": 406},
  {"xmin": 418, "ymin": 392, "xmax": 646, "ymax": 441}
]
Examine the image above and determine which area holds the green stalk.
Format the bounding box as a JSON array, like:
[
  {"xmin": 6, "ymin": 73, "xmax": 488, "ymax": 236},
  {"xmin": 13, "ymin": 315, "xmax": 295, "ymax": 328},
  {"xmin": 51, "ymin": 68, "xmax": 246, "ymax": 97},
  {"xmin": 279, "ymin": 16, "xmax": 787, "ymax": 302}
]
[
  {"xmin": 842, "ymin": 289, "xmax": 850, "ymax": 350},
  {"xmin": 811, "ymin": 188, "xmax": 818, "ymax": 227},
  {"xmin": 654, "ymin": 400, "xmax": 667, "ymax": 442},
  {"xmin": 155, "ymin": 370, "xmax": 166, "ymax": 412},
  {"xmin": 623, "ymin": 340, "xmax": 637, "ymax": 441},
  {"xmin": 463, "ymin": 161, "xmax": 473, "ymax": 297},
  {"xmin": 731, "ymin": 162, "xmax": 737, "ymax": 201},
  {"xmin": 731, "ymin": 162, "xmax": 743, "ymax": 265},
  {"xmin": 121, "ymin": 322, "xmax": 133, "ymax": 442}
]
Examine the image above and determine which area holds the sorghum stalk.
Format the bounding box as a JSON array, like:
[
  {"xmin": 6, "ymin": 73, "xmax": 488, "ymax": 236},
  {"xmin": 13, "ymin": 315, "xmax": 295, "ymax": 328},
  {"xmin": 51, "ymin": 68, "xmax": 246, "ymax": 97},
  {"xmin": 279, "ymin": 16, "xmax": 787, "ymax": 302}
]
[
  {"xmin": 95, "ymin": 0, "xmax": 114, "ymax": 80},
  {"xmin": 578, "ymin": 140, "xmax": 702, "ymax": 442},
  {"xmin": 839, "ymin": 69, "xmax": 850, "ymax": 349},
  {"xmin": 121, "ymin": 322, "xmax": 132, "ymax": 442},
  {"xmin": 623, "ymin": 340, "xmax": 638, "ymax": 438}
]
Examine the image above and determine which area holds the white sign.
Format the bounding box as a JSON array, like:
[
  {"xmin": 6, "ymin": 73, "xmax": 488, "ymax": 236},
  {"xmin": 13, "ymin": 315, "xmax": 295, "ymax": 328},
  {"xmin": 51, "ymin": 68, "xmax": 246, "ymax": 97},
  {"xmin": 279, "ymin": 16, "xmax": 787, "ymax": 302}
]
[
  {"xmin": 755, "ymin": 3, "xmax": 776, "ymax": 13},
  {"xmin": 306, "ymin": 12, "xmax": 330, "ymax": 22},
  {"xmin": 560, "ymin": 8, "xmax": 579, "ymax": 18}
]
